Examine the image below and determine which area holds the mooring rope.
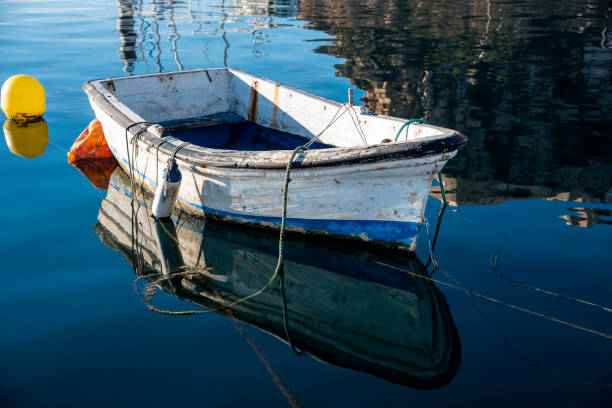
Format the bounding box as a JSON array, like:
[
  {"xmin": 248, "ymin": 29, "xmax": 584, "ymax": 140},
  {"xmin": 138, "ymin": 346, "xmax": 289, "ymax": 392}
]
[
  {"xmin": 347, "ymin": 104, "xmax": 368, "ymax": 145},
  {"xmin": 155, "ymin": 140, "xmax": 190, "ymax": 215},
  {"xmin": 168, "ymin": 141, "xmax": 190, "ymax": 163},
  {"xmin": 124, "ymin": 159, "xmax": 299, "ymax": 399},
  {"xmin": 423, "ymin": 203, "xmax": 448, "ymax": 271},
  {"xmin": 222, "ymin": 144, "xmax": 308, "ymax": 310},
  {"xmin": 125, "ymin": 122, "xmax": 150, "ymax": 273},
  {"xmin": 491, "ymin": 249, "xmax": 612, "ymax": 313},
  {"xmin": 396, "ymin": 118, "xmax": 448, "ymax": 207},
  {"xmin": 131, "ymin": 102, "xmax": 353, "ymax": 316},
  {"xmin": 133, "ymin": 275, "xmax": 209, "ymax": 316},
  {"xmin": 218, "ymin": 103, "xmax": 352, "ymax": 310},
  {"xmin": 437, "ymin": 264, "xmax": 612, "ymax": 388},
  {"xmin": 423, "ymin": 176, "xmax": 610, "ymax": 318},
  {"xmin": 423, "ymin": 218, "xmax": 440, "ymax": 271},
  {"xmin": 154, "ymin": 136, "xmax": 176, "ymax": 188},
  {"xmin": 124, "ymin": 122, "xmax": 150, "ymax": 176},
  {"xmin": 49, "ymin": 140, "xmax": 70, "ymax": 152},
  {"xmin": 126, "ymin": 122, "xmax": 191, "ymax": 219},
  {"xmin": 393, "ymin": 118, "xmax": 430, "ymax": 142},
  {"xmin": 437, "ymin": 171, "xmax": 448, "ymax": 206},
  {"xmin": 377, "ymin": 261, "xmax": 612, "ymax": 342}
]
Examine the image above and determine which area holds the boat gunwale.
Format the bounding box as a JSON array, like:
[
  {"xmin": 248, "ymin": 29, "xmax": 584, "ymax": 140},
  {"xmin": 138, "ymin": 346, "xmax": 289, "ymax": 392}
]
[{"xmin": 84, "ymin": 68, "xmax": 467, "ymax": 170}]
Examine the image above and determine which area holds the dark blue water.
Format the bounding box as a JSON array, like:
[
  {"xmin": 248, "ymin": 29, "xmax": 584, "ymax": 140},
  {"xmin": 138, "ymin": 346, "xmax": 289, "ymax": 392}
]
[{"xmin": 1, "ymin": 0, "xmax": 611, "ymax": 407}]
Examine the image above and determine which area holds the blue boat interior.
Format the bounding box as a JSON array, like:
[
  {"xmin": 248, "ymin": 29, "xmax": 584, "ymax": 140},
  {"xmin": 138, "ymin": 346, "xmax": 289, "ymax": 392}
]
[{"xmin": 160, "ymin": 111, "xmax": 334, "ymax": 151}]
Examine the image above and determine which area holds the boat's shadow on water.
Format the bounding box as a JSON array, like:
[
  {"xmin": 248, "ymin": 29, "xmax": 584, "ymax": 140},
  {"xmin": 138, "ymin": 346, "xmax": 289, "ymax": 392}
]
[{"xmin": 94, "ymin": 167, "xmax": 461, "ymax": 389}]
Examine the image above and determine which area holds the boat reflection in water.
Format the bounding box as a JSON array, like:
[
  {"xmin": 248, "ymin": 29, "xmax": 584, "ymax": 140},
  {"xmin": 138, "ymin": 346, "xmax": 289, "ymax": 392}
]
[{"xmin": 95, "ymin": 168, "xmax": 461, "ymax": 389}]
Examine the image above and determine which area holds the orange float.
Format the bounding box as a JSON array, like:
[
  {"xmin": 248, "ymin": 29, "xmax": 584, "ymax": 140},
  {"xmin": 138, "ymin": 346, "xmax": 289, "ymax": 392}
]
[{"xmin": 67, "ymin": 119, "xmax": 114, "ymax": 163}]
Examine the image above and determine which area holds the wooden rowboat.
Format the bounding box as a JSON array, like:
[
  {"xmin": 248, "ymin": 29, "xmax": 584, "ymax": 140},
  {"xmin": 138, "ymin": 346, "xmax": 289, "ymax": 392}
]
[
  {"xmin": 84, "ymin": 68, "xmax": 466, "ymax": 251},
  {"xmin": 95, "ymin": 168, "xmax": 462, "ymax": 388}
]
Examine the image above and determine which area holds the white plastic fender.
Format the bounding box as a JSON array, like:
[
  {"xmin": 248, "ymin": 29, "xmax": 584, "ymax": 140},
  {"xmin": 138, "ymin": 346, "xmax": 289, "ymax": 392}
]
[{"xmin": 152, "ymin": 160, "xmax": 182, "ymax": 218}]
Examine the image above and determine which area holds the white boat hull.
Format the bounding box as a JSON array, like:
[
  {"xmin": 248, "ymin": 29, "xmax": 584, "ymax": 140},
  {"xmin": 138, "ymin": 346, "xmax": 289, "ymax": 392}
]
[{"xmin": 85, "ymin": 68, "xmax": 465, "ymax": 251}]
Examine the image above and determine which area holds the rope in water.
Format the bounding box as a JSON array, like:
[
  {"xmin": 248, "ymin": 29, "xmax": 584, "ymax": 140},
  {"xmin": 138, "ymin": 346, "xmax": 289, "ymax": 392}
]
[
  {"xmin": 280, "ymin": 256, "xmax": 302, "ymax": 355},
  {"xmin": 125, "ymin": 112, "xmax": 609, "ymax": 389},
  {"xmin": 377, "ymin": 261, "xmax": 612, "ymax": 341},
  {"xmin": 123, "ymin": 136, "xmax": 302, "ymax": 404},
  {"xmin": 423, "ymin": 218, "xmax": 440, "ymax": 271},
  {"xmin": 131, "ymin": 103, "xmax": 351, "ymax": 315},
  {"xmin": 49, "ymin": 140, "xmax": 70, "ymax": 152},
  {"xmin": 131, "ymin": 103, "xmax": 357, "ymax": 340},
  {"xmin": 132, "ymin": 110, "xmax": 434, "ymax": 317},
  {"xmin": 424, "ymin": 204, "xmax": 447, "ymax": 270},
  {"xmin": 219, "ymin": 103, "xmax": 352, "ymax": 311},
  {"xmin": 440, "ymin": 203, "xmax": 612, "ymax": 316},
  {"xmin": 423, "ymin": 183, "xmax": 611, "ymax": 319},
  {"xmin": 131, "ymin": 107, "xmax": 429, "ymax": 318},
  {"xmin": 491, "ymin": 249, "xmax": 612, "ymax": 313},
  {"xmin": 435, "ymin": 263, "xmax": 612, "ymax": 388}
]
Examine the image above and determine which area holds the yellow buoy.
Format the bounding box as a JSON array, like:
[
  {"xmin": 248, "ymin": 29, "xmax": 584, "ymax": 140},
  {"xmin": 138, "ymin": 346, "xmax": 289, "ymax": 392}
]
[
  {"xmin": 3, "ymin": 118, "xmax": 49, "ymax": 158},
  {"xmin": 1, "ymin": 74, "xmax": 46, "ymax": 121}
]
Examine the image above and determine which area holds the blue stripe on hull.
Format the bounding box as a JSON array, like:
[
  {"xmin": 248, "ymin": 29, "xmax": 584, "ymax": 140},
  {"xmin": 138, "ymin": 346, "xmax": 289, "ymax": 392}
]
[
  {"xmin": 114, "ymin": 154, "xmax": 420, "ymax": 248},
  {"xmin": 200, "ymin": 206, "xmax": 420, "ymax": 246}
]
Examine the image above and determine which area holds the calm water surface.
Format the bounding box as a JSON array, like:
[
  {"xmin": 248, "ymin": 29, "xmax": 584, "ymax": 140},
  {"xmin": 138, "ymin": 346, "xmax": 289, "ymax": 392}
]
[{"xmin": 0, "ymin": 1, "xmax": 611, "ymax": 406}]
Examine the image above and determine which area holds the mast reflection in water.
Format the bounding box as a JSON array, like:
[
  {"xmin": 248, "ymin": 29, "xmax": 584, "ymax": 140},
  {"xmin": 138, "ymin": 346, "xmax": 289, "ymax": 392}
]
[
  {"xmin": 94, "ymin": 168, "xmax": 461, "ymax": 389},
  {"xmin": 114, "ymin": 0, "xmax": 299, "ymax": 72}
]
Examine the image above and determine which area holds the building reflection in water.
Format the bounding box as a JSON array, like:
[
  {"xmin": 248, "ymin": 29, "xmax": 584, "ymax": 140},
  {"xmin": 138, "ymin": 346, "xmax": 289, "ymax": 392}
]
[
  {"xmin": 296, "ymin": 0, "xmax": 612, "ymax": 212},
  {"xmin": 559, "ymin": 205, "xmax": 612, "ymax": 228},
  {"xmin": 111, "ymin": 0, "xmax": 611, "ymax": 227}
]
